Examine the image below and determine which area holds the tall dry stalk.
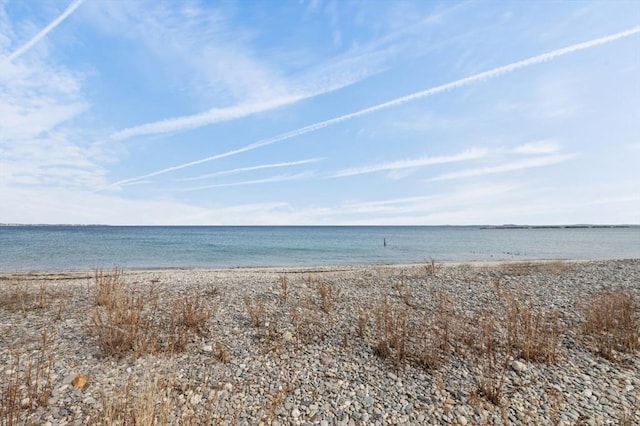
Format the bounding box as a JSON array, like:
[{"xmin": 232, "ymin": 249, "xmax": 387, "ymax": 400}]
[
  {"xmin": 316, "ymin": 281, "xmax": 341, "ymax": 314},
  {"xmin": 374, "ymin": 299, "xmax": 408, "ymax": 367},
  {"xmin": 0, "ymin": 331, "xmax": 54, "ymax": 425},
  {"xmin": 583, "ymin": 289, "xmax": 639, "ymax": 359},
  {"xmin": 472, "ymin": 312, "xmax": 510, "ymax": 405},
  {"xmin": 505, "ymin": 294, "xmax": 561, "ymax": 363}
]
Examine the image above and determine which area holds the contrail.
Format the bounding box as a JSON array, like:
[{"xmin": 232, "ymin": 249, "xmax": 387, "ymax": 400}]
[
  {"xmin": 110, "ymin": 26, "xmax": 640, "ymax": 187},
  {"xmin": 176, "ymin": 157, "xmax": 325, "ymax": 182},
  {"xmin": 2, "ymin": 0, "xmax": 85, "ymax": 63}
]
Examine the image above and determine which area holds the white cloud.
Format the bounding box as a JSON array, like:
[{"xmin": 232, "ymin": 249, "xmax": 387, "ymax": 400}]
[
  {"xmin": 93, "ymin": 0, "xmax": 392, "ymax": 141},
  {"xmin": 330, "ymin": 148, "xmax": 487, "ymax": 177},
  {"xmin": 340, "ymin": 183, "xmax": 520, "ymax": 216},
  {"xmin": 430, "ymin": 153, "xmax": 578, "ymax": 181},
  {"xmin": 513, "ymin": 140, "xmax": 560, "ymax": 155},
  {"xmin": 0, "ymin": 5, "xmax": 107, "ymax": 191}
]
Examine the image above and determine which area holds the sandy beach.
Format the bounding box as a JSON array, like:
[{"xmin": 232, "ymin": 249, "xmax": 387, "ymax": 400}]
[{"xmin": 1, "ymin": 259, "xmax": 638, "ymax": 425}]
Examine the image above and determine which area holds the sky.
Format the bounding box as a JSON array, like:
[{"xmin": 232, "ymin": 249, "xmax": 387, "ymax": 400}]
[{"xmin": 0, "ymin": 0, "xmax": 639, "ymax": 225}]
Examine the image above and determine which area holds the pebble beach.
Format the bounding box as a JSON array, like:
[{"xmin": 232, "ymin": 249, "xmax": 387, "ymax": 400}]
[{"xmin": 1, "ymin": 259, "xmax": 639, "ymax": 425}]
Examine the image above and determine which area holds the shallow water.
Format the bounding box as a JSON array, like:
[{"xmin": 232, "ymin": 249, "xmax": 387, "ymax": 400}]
[{"xmin": 1, "ymin": 225, "xmax": 638, "ymax": 271}]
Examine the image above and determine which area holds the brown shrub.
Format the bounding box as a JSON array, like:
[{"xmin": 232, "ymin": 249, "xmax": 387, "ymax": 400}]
[
  {"xmin": 0, "ymin": 331, "xmax": 53, "ymax": 425},
  {"xmin": 243, "ymin": 294, "xmax": 268, "ymax": 328},
  {"xmin": 316, "ymin": 281, "xmax": 341, "ymax": 314},
  {"xmin": 583, "ymin": 289, "xmax": 639, "ymax": 359},
  {"xmin": 505, "ymin": 294, "xmax": 562, "ymax": 363},
  {"xmin": 88, "ymin": 268, "xmax": 215, "ymax": 358},
  {"xmin": 374, "ymin": 299, "xmax": 408, "ymax": 367}
]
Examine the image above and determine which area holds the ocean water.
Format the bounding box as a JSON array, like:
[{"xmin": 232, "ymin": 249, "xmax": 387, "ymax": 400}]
[{"xmin": 0, "ymin": 225, "xmax": 638, "ymax": 272}]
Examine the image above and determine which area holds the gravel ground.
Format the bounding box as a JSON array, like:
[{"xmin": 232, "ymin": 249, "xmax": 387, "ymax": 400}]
[{"xmin": 1, "ymin": 259, "xmax": 638, "ymax": 425}]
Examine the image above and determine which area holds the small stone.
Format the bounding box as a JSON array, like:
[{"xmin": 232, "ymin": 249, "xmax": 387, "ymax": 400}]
[
  {"xmin": 190, "ymin": 394, "xmax": 202, "ymax": 405},
  {"xmin": 291, "ymin": 408, "xmax": 301, "ymax": 417},
  {"xmin": 20, "ymin": 398, "xmax": 30, "ymax": 409},
  {"xmin": 72, "ymin": 374, "xmax": 89, "ymax": 389},
  {"xmin": 283, "ymin": 331, "xmax": 294, "ymax": 341},
  {"xmin": 583, "ymin": 389, "xmax": 592, "ymax": 398},
  {"xmin": 457, "ymin": 415, "xmax": 468, "ymax": 425},
  {"xmin": 320, "ymin": 421, "xmax": 329, "ymax": 426},
  {"xmin": 511, "ymin": 360, "xmax": 527, "ymax": 373},
  {"xmin": 202, "ymin": 344, "xmax": 213, "ymax": 352}
]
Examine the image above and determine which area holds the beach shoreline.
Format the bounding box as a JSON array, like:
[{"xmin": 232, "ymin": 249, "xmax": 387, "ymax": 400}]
[
  {"xmin": 0, "ymin": 257, "xmax": 620, "ymax": 279},
  {"xmin": 1, "ymin": 259, "xmax": 638, "ymax": 424}
]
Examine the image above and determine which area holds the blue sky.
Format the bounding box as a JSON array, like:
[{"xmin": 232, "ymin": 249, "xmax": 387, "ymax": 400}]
[{"xmin": 0, "ymin": 0, "xmax": 639, "ymax": 225}]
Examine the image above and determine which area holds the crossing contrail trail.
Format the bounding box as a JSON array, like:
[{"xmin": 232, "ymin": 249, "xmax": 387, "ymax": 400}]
[
  {"xmin": 110, "ymin": 26, "xmax": 640, "ymax": 188},
  {"xmin": 2, "ymin": 0, "xmax": 85, "ymax": 63}
]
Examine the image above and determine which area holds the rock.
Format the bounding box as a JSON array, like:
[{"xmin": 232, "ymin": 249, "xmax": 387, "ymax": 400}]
[
  {"xmin": 457, "ymin": 415, "xmax": 468, "ymax": 425},
  {"xmin": 291, "ymin": 408, "xmax": 301, "ymax": 417},
  {"xmin": 190, "ymin": 394, "xmax": 202, "ymax": 405},
  {"xmin": 202, "ymin": 344, "xmax": 213, "ymax": 352},
  {"xmin": 283, "ymin": 331, "xmax": 294, "ymax": 341},
  {"xmin": 511, "ymin": 360, "xmax": 527, "ymax": 373},
  {"xmin": 72, "ymin": 374, "xmax": 89, "ymax": 389},
  {"xmin": 583, "ymin": 389, "xmax": 592, "ymax": 398}
]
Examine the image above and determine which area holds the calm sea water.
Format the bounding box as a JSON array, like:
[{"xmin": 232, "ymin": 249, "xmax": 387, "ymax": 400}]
[{"xmin": 1, "ymin": 226, "xmax": 638, "ymax": 272}]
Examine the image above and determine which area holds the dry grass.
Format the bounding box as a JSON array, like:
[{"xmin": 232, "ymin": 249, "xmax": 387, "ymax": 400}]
[
  {"xmin": 373, "ymin": 299, "xmax": 408, "ymax": 367},
  {"xmin": 316, "ymin": 281, "xmax": 341, "ymax": 314},
  {"xmin": 0, "ymin": 331, "xmax": 53, "ymax": 426},
  {"xmin": 214, "ymin": 341, "xmax": 231, "ymax": 363},
  {"xmin": 471, "ymin": 313, "xmax": 510, "ymax": 406},
  {"xmin": 394, "ymin": 272, "xmax": 416, "ymax": 308},
  {"xmin": 0, "ymin": 281, "xmax": 52, "ymax": 315},
  {"xmin": 583, "ymin": 289, "xmax": 639, "ymax": 359},
  {"xmin": 88, "ymin": 268, "xmax": 215, "ymax": 358},
  {"xmin": 416, "ymin": 291, "xmax": 456, "ymax": 370},
  {"xmin": 243, "ymin": 294, "xmax": 268, "ymax": 328},
  {"xmin": 172, "ymin": 293, "xmax": 211, "ymax": 335},
  {"xmin": 424, "ymin": 259, "xmax": 439, "ymax": 276},
  {"xmin": 505, "ymin": 293, "xmax": 562, "ymax": 363},
  {"xmin": 278, "ymin": 274, "xmax": 289, "ymax": 304},
  {"xmin": 91, "ymin": 372, "xmax": 173, "ymax": 426},
  {"xmin": 93, "ymin": 267, "xmax": 126, "ymax": 308},
  {"xmin": 357, "ymin": 308, "xmax": 369, "ymax": 338}
]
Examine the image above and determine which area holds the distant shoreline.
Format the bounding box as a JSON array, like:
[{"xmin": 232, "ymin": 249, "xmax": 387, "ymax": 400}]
[
  {"xmin": 1, "ymin": 223, "xmax": 638, "ymax": 228},
  {"xmin": 480, "ymin": 224, "xmax": 633, "ymax": 229}
]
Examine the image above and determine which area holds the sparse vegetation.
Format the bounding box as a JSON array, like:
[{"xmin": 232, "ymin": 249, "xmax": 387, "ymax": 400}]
[
  {"xmin": 2, "ymin": 260, "xmax": 638, "ymax": 424},
  {"xmin": 316, "ymin": 281, "xmax": 341, "ymax": 314},
  {"xmin": 373, "ymin": 299, "xmax": 408, "ymax": 367},
  {"xmin": 278, "ymin": 274, "xmax": 289, "ymax": 304},
  {"xmin": 505, "ymin": 292, "xmax": 562, "ymax": 363},
  {"xmin": 0, "ymin": 331, "xmax": 53, "ymax": 426},
  {"xmin": 424, "ymin": 258, "xmax": 439, "ymax": 275},
  {"xmin": 471, "ymin": 312, "xmax": 510, "ymax": 406},
  {"xmin": 583, "ymin": 288, "xmax": 639, "ymax": 359},
  {"xmin": 244, "ymin": 293, "xmax": 268, "ymax": 328},
  {"xmin": 88, "ymin": 268, "xmax": 215, "ymax": 358}
]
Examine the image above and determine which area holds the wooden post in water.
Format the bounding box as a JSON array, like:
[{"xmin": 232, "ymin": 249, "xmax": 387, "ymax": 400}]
[{"xmin": 383, "ymin": 238, "xmax": 386, "ymax": 247}]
